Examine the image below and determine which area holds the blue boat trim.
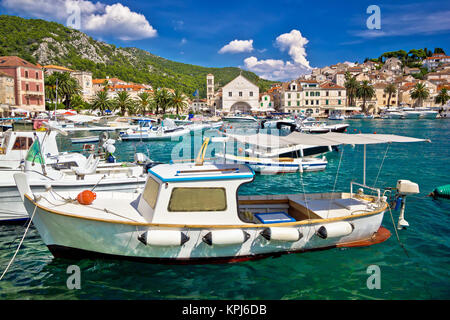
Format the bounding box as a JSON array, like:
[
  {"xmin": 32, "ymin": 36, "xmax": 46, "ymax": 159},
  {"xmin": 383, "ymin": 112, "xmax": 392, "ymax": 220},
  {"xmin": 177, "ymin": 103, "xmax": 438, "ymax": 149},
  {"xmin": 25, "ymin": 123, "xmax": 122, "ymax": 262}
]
[{"xmin": 149, "ymin": 169, "xmax": 254, "ymax": 182}]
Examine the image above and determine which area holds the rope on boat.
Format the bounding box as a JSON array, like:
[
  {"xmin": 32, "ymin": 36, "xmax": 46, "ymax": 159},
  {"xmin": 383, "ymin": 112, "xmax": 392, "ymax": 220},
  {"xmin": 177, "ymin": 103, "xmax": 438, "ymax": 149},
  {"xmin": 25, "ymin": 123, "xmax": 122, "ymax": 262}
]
[
  {"xmin": 0, "ymin": 203, "xmax": 38, "ymax": 281},
  {"xmin": 326, "ymin": 145, "xmax": 345, "ymax": 219},
  {"xmin": 387, "ymin": 204, "xmax": 409, "ymax": 258},
  {"xmin": 372, "ymin": 143, "xmax": 390, "ymax": 190}
]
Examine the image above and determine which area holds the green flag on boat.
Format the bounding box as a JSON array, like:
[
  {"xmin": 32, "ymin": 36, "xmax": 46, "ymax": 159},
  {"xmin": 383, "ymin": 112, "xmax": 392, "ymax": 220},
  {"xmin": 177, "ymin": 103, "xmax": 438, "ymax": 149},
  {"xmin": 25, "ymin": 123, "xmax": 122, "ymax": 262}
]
[{"xmin": 26, "ymin": 138, "xmax": 45, "ymax": 165}]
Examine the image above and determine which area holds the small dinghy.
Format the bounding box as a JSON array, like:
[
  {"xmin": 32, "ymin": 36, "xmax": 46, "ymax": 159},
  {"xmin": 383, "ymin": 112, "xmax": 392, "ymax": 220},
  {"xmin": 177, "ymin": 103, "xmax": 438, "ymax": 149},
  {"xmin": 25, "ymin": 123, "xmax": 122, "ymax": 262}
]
[
  {"xmin": 14, "ymin": 132, "xmax": 428, "ymax": 264},
  {"xmin": 70, "ymin": 136, "xmax": 100, "ymax": 144}
]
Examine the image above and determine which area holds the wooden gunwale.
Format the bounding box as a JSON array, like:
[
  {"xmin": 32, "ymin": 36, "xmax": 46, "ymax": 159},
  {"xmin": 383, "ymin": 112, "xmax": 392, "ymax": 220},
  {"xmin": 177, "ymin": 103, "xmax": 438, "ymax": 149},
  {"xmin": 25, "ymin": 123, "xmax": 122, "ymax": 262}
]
[{"xmin": 24, "ymin": 194, "xmax": 388, "ymax": 229}]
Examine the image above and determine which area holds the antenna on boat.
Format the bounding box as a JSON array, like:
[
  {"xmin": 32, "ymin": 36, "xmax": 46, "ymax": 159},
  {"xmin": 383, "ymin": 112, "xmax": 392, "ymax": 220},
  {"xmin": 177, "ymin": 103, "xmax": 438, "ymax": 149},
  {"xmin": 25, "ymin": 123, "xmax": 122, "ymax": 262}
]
[{"xmin": 195, "ymin": 137, "xmax": 210, "ymax": 166}]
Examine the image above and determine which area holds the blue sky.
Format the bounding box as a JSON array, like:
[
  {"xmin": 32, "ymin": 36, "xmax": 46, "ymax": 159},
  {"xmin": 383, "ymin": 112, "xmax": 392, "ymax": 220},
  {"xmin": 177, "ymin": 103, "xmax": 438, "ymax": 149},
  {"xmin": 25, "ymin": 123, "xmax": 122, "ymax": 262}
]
[{"xmin": 1, "ymin": 0, "xmax": 449, "ymax": 80}]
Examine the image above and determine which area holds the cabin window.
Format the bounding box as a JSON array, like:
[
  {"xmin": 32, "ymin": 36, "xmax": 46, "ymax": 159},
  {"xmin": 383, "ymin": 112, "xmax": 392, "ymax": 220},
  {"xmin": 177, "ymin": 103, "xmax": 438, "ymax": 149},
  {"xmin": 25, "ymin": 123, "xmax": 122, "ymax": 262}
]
[
  {"xmin": 12, "ymin": 137, "xmax": 33, "ymax": 150},
  {"xmin": 142, "ymin": 177, "xmax": 160, "ymax": 209},
  {"xmin": 168, "ymin": 188, "xmax": 227, "ymax": 212}
]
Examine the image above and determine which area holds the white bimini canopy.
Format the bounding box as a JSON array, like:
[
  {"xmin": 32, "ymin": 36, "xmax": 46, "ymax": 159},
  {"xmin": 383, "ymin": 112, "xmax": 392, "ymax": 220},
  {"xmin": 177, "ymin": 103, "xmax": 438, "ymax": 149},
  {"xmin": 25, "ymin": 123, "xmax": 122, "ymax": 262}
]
[{"xmin": 226, "ymin": 131, "xmax": 429, "ymax": 148}]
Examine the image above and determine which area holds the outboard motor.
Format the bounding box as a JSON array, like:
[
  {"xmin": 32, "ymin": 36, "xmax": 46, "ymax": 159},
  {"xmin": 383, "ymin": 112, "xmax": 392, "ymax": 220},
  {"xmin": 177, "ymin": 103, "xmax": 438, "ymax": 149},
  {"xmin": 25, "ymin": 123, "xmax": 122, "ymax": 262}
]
[{"xmin": 392, "ymin": 180, "xmax": 420, "ymax": 230}]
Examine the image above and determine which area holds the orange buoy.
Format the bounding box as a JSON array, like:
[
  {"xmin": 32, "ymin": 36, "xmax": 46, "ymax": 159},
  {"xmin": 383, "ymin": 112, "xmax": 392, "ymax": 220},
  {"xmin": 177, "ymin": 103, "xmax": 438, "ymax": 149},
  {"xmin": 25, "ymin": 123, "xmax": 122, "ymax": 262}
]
[
  {"xmin": 238, "ymin": 147, "xmax": 243, "ymax": 154},
  {"xmin": 77, "ymin": 190, "xmax": 96, "ymax": 205}
]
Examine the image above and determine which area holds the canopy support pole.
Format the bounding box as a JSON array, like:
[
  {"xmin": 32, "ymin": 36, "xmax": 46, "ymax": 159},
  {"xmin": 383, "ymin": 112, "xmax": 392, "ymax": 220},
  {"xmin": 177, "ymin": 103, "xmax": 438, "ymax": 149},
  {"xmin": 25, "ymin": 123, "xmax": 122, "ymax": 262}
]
[{"xmin": 363, "ymin": 144, "xmax": 366, "ymax": 186}]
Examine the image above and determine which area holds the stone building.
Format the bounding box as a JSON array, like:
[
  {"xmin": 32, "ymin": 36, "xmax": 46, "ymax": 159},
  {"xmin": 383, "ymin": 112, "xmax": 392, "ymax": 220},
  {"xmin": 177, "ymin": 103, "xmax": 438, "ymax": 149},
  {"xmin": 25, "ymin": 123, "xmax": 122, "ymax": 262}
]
[
  {"xmin": 0, "ymin": 71, "xmax": 15, "ymax": 108},
  {"xmin": 221, "ymin": 74, "xmax": 259, "ymax": 113},
  {"xmin": 0, "ymin": 56, "xmax": 45, "ymax": 111}
]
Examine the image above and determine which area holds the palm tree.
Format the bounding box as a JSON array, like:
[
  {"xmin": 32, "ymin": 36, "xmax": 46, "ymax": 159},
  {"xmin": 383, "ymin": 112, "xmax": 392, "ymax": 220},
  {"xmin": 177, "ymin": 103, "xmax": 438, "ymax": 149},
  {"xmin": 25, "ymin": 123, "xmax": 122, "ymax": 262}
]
[
  {"xmin": 170, "ymin": 89, "xmax": 189, "ymax": 115},
  {"xmin": 384, "ymin": 83, "xmax": 397, "ymax": 107},
  {"xmin": 114, "ymin": 91, "xmax": 134, "ymax": 116},
  {"xmin": 154, "ymin": 88, "xmax": 171, "ymax": 115},
  {"xmin": 435, "ymin": 88, "xmax": 449, "ymax": 106},
  {"xmin": 44, "ymin": 73, "xmax": 57, "ymax": 109},
  {"xmin": 70, "ymin": 94, "xmax": 86, "ymax": 112},
  {"xmin": 344, "ymin": 76, "xmax": 359, "ymax": 106},
  {"xmin": 410, "ymin": 82, "xmax": 430, "ymax": 108},
  {"xmin": 91, "ymin": 91, "xmax": 113, "ymax": 115},
  {"xmin": 136, "ymin": 92, "xmax": 152, "ymax": 115},
  {"xmin": 54, "ymin": 72, "xmax": 81, "ymax": 108},
  {"xmin": 356, "ymin": 80, "xmax": 375, "ymax": 112}
]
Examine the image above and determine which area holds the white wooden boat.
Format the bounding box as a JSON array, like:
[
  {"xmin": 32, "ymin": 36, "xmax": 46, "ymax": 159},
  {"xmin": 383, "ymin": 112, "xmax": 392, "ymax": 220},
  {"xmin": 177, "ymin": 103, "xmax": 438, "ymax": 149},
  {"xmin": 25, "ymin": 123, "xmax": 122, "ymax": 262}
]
[
  {"xmin": 222, "ymin": 115, "xmax": 258, "ymax": 122},
  {"xmin": 215, "ymin": 153, "xmax": 327, "ymax": 174},
  {"xmin": 15, "ymin": 132, "xmax": 427, "ymax": 263},
  {"xmin": 70, "ymin": 136, "xmax": 100, "ymax": 144},
  {"xmin": 328, "ymin": 111, "xmax": 346, "ymax": 121},
  {"xmin": 119, "ymin": 119, "xmax": 190, "ymax": 141}
]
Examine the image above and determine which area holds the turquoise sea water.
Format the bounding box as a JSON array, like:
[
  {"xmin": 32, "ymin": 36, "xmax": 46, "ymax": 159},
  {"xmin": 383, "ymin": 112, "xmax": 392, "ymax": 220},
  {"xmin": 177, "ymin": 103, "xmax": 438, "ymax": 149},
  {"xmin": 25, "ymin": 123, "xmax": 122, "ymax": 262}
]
[{"xmin": 0, "ymin": 119, "xmax": 449, "ymax": 299}]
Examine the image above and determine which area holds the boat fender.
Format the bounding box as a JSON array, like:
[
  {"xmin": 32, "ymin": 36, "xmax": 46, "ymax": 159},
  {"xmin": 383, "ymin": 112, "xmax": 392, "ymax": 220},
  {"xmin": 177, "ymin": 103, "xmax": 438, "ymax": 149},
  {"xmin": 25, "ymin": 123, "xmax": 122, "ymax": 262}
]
[
  {"xmin": 316, "ymin": 222, "xmax": 354, "ymax": 239},
  {"xmin": 138, "ymin": 230, "xmax": 190, "ymax": 246},
  {"xmin": 202, "ymin": 230, "xmax": 250, "ymax": 246},
  {"xmin": 260, "ymin": 227, "xmax": 303, "ymax": 242},
  {"xmin": 77, "ymin": 190, "xmax": 96, "ymax": 205}
]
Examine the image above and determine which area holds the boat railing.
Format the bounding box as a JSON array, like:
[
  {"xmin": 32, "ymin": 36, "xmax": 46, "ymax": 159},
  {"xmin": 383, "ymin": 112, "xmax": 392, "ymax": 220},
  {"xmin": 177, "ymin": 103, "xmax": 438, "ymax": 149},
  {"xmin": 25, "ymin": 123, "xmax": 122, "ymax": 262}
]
[{"xmin": 350, "ymin": 181, "xmax": 380, "ymax": 201}]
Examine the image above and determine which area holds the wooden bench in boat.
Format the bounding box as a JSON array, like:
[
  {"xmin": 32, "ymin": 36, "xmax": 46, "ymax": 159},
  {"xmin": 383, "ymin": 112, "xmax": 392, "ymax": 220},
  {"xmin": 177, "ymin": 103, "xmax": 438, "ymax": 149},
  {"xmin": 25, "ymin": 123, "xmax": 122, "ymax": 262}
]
[
  {"xmin": 238, "ymin": 195, "xmax": 373, "ymax": 222},
  {"xmin": 287, "ymin": 195, "xmax": 372, "ymax": 219}
]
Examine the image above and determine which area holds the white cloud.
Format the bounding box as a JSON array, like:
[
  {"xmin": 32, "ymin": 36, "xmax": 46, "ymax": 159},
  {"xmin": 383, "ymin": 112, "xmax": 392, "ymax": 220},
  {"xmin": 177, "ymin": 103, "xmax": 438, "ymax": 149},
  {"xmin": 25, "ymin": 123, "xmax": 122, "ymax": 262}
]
[
  {"xmin": 275, "ymin": 29, "xmax": 310, "ymax": 68},
  {"xmin": 219, "ymin": 39, "xmax": 254, "ymax": 54},
  {"xmin": 243, "ymin": 30, "xmax": 312, "ymax": 81},
  {"xmin": 180, "ymin": 38, "xmax": 187, "ymax": 45},
  {"xmin": 84, "ymin": 3, "xmax": 157, "ymax": 40},
  {"xmin": 1, "ymin": 0, "xmax": 157, "ymax": 41},
  {"xmin": 244, "ymin": 56, "xmax": 310, "ymax": 81}
]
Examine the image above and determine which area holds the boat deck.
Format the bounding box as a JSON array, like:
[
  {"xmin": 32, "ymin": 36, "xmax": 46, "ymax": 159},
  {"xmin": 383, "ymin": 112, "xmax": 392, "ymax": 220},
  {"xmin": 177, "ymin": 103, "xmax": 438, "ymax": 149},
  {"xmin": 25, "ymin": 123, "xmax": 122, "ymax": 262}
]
[{"xmin": 36, "ymin": 191, "xmax": 147, "ymax": 224}]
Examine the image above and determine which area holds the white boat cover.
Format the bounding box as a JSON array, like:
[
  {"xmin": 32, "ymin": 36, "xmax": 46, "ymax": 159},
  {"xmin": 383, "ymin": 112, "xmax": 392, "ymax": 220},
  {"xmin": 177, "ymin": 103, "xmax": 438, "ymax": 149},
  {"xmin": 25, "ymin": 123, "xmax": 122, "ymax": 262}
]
[
  {"xmin": 64, "ymin": 115, "xmax": 101, "ymax": 123},
  {"xmin": 226, "ymin": 132, "xmax": 429, "ymax": 147}
]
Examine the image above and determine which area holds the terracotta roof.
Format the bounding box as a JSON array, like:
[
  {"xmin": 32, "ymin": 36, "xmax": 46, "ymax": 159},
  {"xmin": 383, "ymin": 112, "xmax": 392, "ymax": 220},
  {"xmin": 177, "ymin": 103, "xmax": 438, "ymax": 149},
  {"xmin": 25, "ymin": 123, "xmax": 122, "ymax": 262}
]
[
  {"xmin": 372, "ymin": 83, "xmax": 388, "ymax": 89},
  {"xmin": 44, "ymin": 65, "xmax": 74, "ymax": 72},
  {"xmin": 320, "ymin": 82, "xmax": 344, "ymax": 89},
  {"xmin": 93, "ymin": 79, "xmax": 107, "ymax": 85},
  {"xmin": 437, "ymin": 84, "xmax": 450, "ymax": 91},
  {"xmin": 0, "ymin": 56, "xmax": 40, "ymax": 69},
  {"xmin": 298, "ymin": 79, "xmax": 318, "ymax": 83},
  {"xmin": 426, "ymin": 54, "xmax": 450, "ymax": 60}
]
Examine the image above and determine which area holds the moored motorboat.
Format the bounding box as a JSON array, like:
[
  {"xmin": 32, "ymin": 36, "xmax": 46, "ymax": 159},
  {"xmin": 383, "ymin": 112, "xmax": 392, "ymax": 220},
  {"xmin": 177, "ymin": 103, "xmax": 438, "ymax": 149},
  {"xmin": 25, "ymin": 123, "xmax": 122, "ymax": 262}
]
[
  {"xmin": 15, "ymin": 132, "xmax": 427, "ymax": 263},
  {"xmin": 0, "ymin": 126, "xmax": 153, "ymax": 223}
]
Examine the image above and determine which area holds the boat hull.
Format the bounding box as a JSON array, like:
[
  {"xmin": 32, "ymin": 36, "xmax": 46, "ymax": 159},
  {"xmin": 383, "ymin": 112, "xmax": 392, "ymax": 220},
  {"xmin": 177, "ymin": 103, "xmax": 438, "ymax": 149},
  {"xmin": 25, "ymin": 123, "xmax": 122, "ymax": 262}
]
[{"xmin": 23, "ymin": 194, "xmax": 387, "ymax": 264}]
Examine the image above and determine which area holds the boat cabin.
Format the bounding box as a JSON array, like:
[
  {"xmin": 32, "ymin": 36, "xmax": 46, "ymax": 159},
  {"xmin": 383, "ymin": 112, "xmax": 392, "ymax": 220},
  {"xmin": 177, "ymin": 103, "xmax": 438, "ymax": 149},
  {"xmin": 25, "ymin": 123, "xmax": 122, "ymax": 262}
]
[
  {"xmin": 137, "ymin": 163, "xmax": 255, "ymax": 225},
  {"xmin": 136, "ymin": 162, "xmax": 381, "ymax": 226},
  {"xmin": 0, "ymin": 131, "xmax": 58, "ymax": 169}
]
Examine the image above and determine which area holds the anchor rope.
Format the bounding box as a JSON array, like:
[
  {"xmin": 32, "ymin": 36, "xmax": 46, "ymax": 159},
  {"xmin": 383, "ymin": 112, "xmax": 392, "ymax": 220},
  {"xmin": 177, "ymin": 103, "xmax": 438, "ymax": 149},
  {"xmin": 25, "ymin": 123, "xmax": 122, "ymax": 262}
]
[
  {"xmin": 387, "ymin": 204, "xmax": 409, "ymax": 258},
  {"xmin": 0, "ymin": 203, "xmax": 37, "ymax": 281}
]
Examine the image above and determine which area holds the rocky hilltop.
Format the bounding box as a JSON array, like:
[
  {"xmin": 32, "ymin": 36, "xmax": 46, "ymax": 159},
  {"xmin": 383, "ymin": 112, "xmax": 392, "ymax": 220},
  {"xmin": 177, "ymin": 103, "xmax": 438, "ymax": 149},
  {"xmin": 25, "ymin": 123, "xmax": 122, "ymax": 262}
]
[{"xmin": 0, "ymin": 15, "xmax": 273, "ymax": 97}]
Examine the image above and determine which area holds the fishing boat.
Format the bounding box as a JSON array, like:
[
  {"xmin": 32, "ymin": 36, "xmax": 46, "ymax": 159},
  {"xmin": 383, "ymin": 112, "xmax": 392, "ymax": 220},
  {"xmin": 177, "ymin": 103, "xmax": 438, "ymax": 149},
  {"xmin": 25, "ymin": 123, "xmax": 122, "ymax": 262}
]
[
  {"xmin": 14, "ymin": 132, "xmax": 427, "ymax": 263},
  {"xmin": 328, "ymin": 111, "xmax": 346, "ymax": 121},
  {"xmin": 262, "ymin": 118, "xmax": 349, "ymax": 134},
  {"xmin": 0, "ymin": 125, "xmax": 153, "ymax": 223},
  {"xmin": 215, "ymin": 153, "xmax": 327, "ymax": 174},
  {"xmin": 233, "ymin": 131, "xmax": 337, "ymax": 159},
  {"xmin": 0, "ymin": 130, "xmax": 54, "ymax": 170},
  {"xmin": 415, "ymin": 108, "xmax": 439, "ymax": 119},
  {"xmin": 222, "ymin": 115, "xmax": 258, "ymax": 122},
  {"xmin": 213, "ymin": 135, "xmax": 328, "ymax": 174},
  {"xmin": 347, "ymin": 112, "xmax": 374, "ymax": 119},
  {"xmin": 119, "ymin": 119, "xmax": 190, "ymax": 141},
  {"xmin": 70, "ymin": 136, "xmax": 100, "ymax": 144},
  {"xmin": 401, "ymin": 108, "xmax": 422, "ymax": 119}
]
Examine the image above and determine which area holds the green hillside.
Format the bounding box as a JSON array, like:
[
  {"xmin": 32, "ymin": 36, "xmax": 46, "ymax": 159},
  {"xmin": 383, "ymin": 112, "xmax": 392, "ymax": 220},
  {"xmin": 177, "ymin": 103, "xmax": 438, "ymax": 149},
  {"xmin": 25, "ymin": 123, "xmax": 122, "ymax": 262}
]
[{"xmin": 0, "ymin": 15, "xmax": 274, "ymax": 98}]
